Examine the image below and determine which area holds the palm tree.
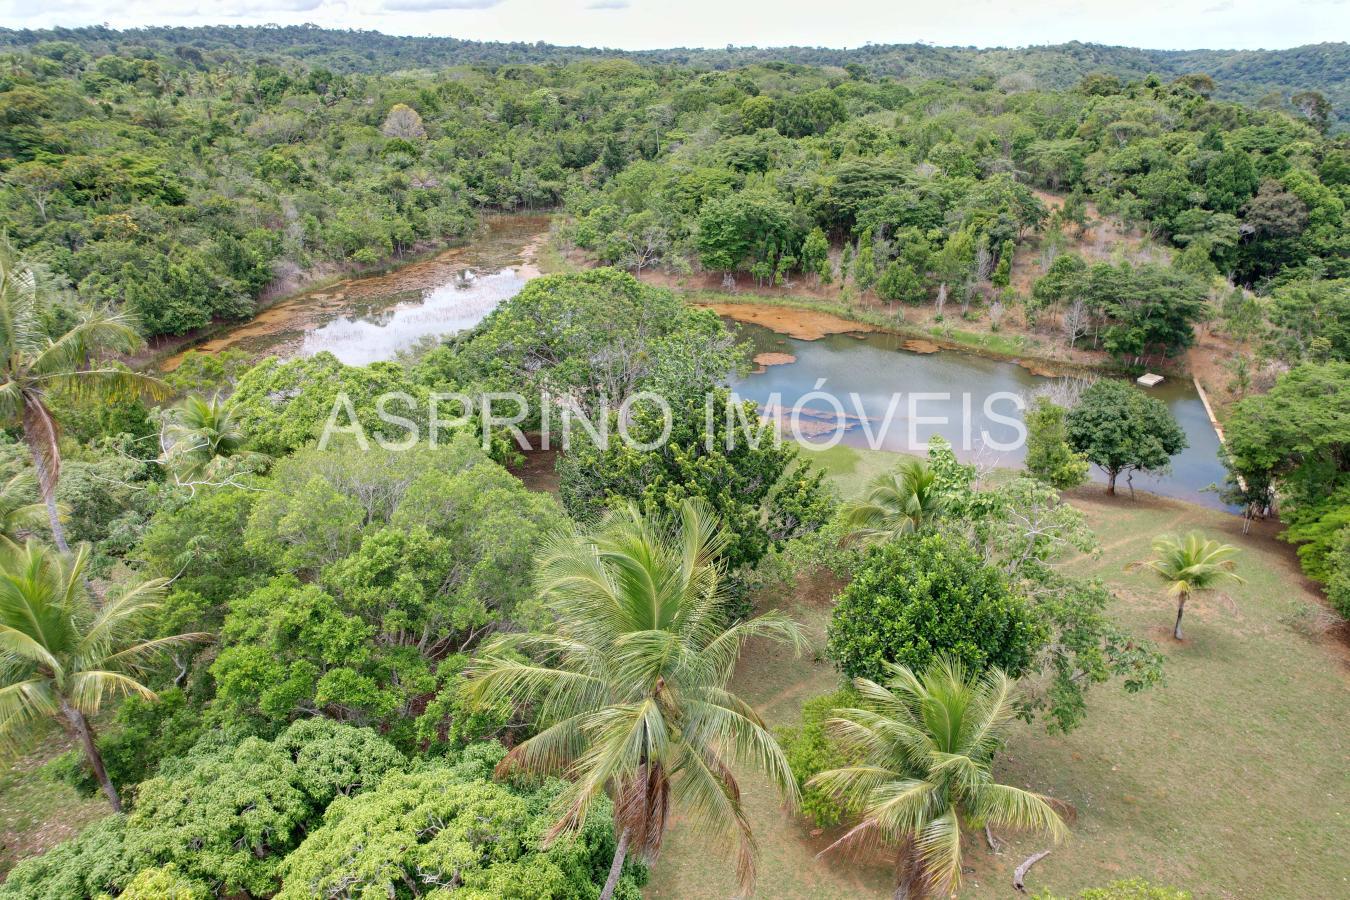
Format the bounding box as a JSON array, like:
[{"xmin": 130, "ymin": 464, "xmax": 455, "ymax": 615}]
[
  {"xmin": 0, "ymin": 540, "xmax": 206, "ymax": 811},
  {"xmin": 464, "ymin": 500, "xmax": 808, "ymax": 900},
  {"xmin": 1136, "ymin": 531, "xmax": 1245, "ymax": 640},
  {"xmin": 0, "ymin": 471, "xmax": 48, "ymax": 549},
  {"xmin": 159, "ymin": 393, "xmax": 263, "ymax": 484},
  {"xmin": 842, "ymin": 458, "xmax": 945, "ymax": 546},
  {"xmin": 809, "ymin": 658, "xmax": 1067, "ymax": 899},
  {"xmin": 0, "ymin": 245, "xmax": 167, "ymax": 551}
]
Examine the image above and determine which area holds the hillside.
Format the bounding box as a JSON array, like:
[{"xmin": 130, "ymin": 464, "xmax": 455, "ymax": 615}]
[{"xmin": 0, "ymin": 25, "xmax": 1346, "ymax": 124}]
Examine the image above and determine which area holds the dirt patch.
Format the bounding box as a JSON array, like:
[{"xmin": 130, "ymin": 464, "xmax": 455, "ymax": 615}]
[
  {"xmin": 753, "ymin": 351, "xmax": 798, "ymax": 367},
  {"xmin": 508, "ymin": 444, "xmax": 560, "ymax": 496},
  {"xmin": 695, "ymin": 303, "xmax": 877, "ymax": 341},
  {"xmin": 902, "ymin": 338, "xmax": 941, "ymax": 354},
  {"xmin": 1017, "ymin": 359, "xmax": 1064, "ymax": 377}
]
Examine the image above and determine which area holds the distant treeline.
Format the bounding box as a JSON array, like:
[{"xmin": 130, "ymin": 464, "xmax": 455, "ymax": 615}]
[{"xmin": 0, "ymin": 25, "xmax": 1346, "ymax": 125}]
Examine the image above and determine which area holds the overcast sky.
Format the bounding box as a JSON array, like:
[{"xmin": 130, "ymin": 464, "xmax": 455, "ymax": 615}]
[{"xmin": 0, "ymin": 0, "xmax": 1344, "ymax": 51}]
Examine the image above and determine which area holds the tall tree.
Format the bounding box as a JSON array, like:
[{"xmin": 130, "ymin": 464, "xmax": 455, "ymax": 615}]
[
  {"xmin": 1135, "ymin": 532, "xmax": 1244, "ymax": 640},
  {"xmin": 0, "ymin": 247, "xmax": 166, "ymax": 550},
  {"xmin": 810, "ymin": 657, "xmax": 1067, "ymax": 899},
  {"xmin": 464, "ymin": 500, "xmax": 807, "ymax": 899},
  {"xmin": 0, "ymin": 541, "xmax": 205, "ymax": 810}
]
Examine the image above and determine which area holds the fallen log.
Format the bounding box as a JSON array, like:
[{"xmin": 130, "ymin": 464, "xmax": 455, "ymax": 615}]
[{"xmin": 1013, "ymin": 850, "xmax": 1051, "ymax": 893}]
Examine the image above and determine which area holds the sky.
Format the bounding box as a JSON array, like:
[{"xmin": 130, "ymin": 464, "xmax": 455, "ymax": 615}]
[{"xmin": 0, "ymin": 0, "xmax": 1344, "ymax": 52}]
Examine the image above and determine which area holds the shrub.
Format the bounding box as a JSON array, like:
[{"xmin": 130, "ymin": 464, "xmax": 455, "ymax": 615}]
[
  {"xmin": 777, "ymin": 688, "xmax": 860, "ymax": 828},
  {"xmin": 826, "ymin": 531, "xmax": 1046, "ymax": 683},
  {"xmin": 0, "ymin": 816, "xmax": 134, "ymax": 900},
  {"xmin": 1025, "ymin": 397, "xmax": 1090, "ymax": 490},
  {"xmin": 277, "ymin": 742, "xmax": 644, "ymax": 900}
]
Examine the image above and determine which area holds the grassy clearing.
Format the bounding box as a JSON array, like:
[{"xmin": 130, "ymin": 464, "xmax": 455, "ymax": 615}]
[
  {"xmin": 0, "ymin": 739, "xmax": 109, "ymax": 881},
  {"xmin": 649, "ymin": 444, "xmax": 1350, "ymax": 899}
]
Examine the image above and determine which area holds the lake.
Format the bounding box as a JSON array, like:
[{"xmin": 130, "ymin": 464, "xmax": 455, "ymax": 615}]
[
  {"xmin": 730, "ymin": 321, "xmax": 1232, "ymax": 509},
  {"xmin": 176, "ymin": 216, "xmax": 1231, "ymax": 508}
]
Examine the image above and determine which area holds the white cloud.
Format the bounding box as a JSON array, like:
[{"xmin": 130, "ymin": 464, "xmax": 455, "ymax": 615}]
[
  {"xmin": 381, "ymin": 0, "xmax": 503, "ymax": 9},
  {"xmin": 0, "ymin": 0, "xmax": 1343, "ymax": 51}
]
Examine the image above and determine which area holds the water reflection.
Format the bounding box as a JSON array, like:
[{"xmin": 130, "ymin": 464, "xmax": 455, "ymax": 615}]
[
  {"xmin": 729, "ymin": 322, "xmax": 1232, "ymax": 509},
  {"xmin": 166, "ymin": 214, "xmax": 548, "ymax": 366},
  {"xmin": 299, "ymin": 268, "xmax": 528, "ymax": 365}
]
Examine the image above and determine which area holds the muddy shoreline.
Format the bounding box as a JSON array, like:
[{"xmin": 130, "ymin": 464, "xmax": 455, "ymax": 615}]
[{"xmin": 137, "ymin": 212, "xmax": 553, "ymax": 371}]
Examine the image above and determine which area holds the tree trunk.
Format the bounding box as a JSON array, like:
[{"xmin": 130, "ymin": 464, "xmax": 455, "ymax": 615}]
[
  {"xmin": 1173, "ymin": 594, "xmax": 1187, "ymax": 641},
  {"xmin": 892, "ymin": 835, "xmax": 923, "ymax": 900},
  {"xmin": 1105, "ymin": 471, "xmax": 1117, "ymax": 496},
  {"xmin": 600, "ymin": 827, "xmax": 631, "ymax": 900},
  {"xmin": 61, "ymin": 700, "xmax": 120, "ymax": 812},
  {"xmin": 23, "ymin": 406, "xmax": 68, "ymax": 552}
]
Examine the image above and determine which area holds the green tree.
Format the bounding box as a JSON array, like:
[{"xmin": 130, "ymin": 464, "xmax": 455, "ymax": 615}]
[
  {"xmin": 124, "ymin": 719, "xmax": 404, "ymax": 896},
  {"xmin": 0, "ymin": 541, "xmax": 203, "ymax": 810},
  {"xmin": 877, "ymin": 260, "xmax": 926, "ymax": 304},
  {"xmin": 809, "ymin": 657, "xmax": 1067, "ymax": 898},
  {"xmin": 852, "ymin": 227, "xmax": 878, "ymax": 291},
  {"xmin": 0, "ymin": 247, "xmax": 166, "ymax": 550},
  {"xmin": 826, "ymin": 531, "xmax": 1046, "ymax": 684},
  {"xmin": 278, "ymin": 742, "xmax": 637, "ymax": 900},
  {"xmin": 462, "ymin": 268, "xmax": 742, "ymax": 414},
  {"xmin": 464, "ymin": 500, "xmax": 808, "ymax": 899},
  {"xmin": 801, "ymin": 226, "xmax": 831, "ymax": 284},
  {"xmin": 159, "ymin": 394, "xmax": 265, "ymax": 485},
  {"xmin": 1066, "ymin": 379, "xmax": 1187, "ymax": 495},
  {"xmin": 1024, "ymin": 398, "xmax": 1090, "ymax": 490},
  {"xmin": 1135, "ymin": 532, "xmax": 1244, "ymax": 640},
  {"xmin": 841, "ymin": 459, "xmax": 945, "ymax": 546},
  {"xmin": 557, "ymin": 388, "xmax": 830, "ymax": 572}
]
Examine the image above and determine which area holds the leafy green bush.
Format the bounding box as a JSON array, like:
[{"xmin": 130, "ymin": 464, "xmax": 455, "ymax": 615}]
[
  {"xmin": 116, "ymin": 865, "xmax": 209, "ymax": 899},
  {"xmin": 776, "ymin": 688, "xmax": 859, "ymax": 828},
  {"xmin": 1025, "ymin": 397, "xmax": 1090, "ymax": 490},
  {"xmin": 122, "ymin": 719, "xmax": 404, "ymax": 896},
  {"xmin": 1036, "ymin": 878, "xmax": 1193, "ymax": 899},
  {"xmin": 0, "ymin": 816, "xmax": 135, "ymax": 900},
  {"xmin": 826, "ymin": 531, "xmax": 1046, "ymax": 683},
  {"xmin": 45, "ymin": 688, "xmax": 209, "ymax": 800}
]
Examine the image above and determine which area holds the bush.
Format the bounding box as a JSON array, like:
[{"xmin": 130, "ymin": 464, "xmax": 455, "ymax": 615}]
[
  {"xmin": 123, "ymin": 720, "xmax": 404, "ymax": 896},
  {"xmin": 776, "ymin": 688, "xmax": 859, "ymax": 828},
  {"xmin": 826, "ymin": 531, "xmax": 1046, "ymax": 683},
  {"xmin": 1025, "ymin": 397, "xmax": 1090, "ymax": 490},
  {"xmin": 1035, "ymin": 878, "xmax": 1193, "ymax": 899},
  {"xmin": 117, "ymin": 865, "xmax": 209, "ymax": 899},
  {"xmin": 0, "ymin": 816, "xmax": 135, "ymax": 900}
]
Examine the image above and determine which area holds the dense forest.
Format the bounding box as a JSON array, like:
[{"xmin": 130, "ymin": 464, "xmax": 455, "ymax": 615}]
[
  {"xmin": 2, "ymin": 25, "xmax": 1347, "ymax": 124},
  {"xmin": 0, "ymin": 23, "xmax": 1347, "ymax": 900}
]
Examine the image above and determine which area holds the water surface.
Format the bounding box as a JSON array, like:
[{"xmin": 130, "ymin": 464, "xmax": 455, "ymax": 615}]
[
  {"xmin": 729, "ymin": 322, "xmax": 1231, "ymax": 509},
  {"xmin": 167, "ymin": 214, "xmax": 548, "ymax": 366}
]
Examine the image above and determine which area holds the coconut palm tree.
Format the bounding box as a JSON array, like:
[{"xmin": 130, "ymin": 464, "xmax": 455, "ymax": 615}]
[
  {"xmin": 159, "ymin": 393, "xmax": 263, "ymax": 484},
  {"xmin": 842, "ymin": 458, "xmax": 946, "ymax": 546},
  {"xmin": 0, "ymin": 246, "xmax": 167, "ymax": 551},
  {"xmin": 0, "ymin": 540, "xmax": 206, "ymax": 811},
  {"xmin": 1136, "ymin": 531, "xmax": 1245, "ymax": 640},
  {"xmin": 464, "ymin": 500, "xmax": 808, "ymax": 900},
  {"xmin": 809, "ymin": 657, "xmax": 1067, "ymax": 899},
  {"xmin": 0, "ymin": 471, "xmax": 48, "ymax": 549}
]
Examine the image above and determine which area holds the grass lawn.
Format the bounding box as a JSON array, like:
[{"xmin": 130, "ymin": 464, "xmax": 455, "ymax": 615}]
[
  {"xmin": 648, "ymin": 444, "xmax": 1350, "ymax": 899},
  {"xmin": 0, "ymin": 738, "xmax": 109, "ymax": 881}
]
